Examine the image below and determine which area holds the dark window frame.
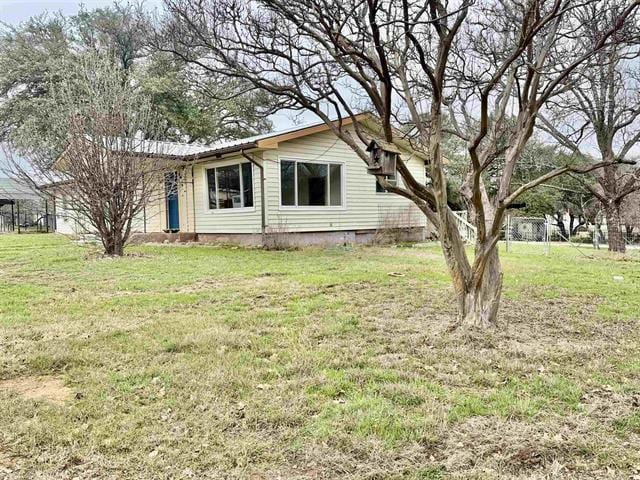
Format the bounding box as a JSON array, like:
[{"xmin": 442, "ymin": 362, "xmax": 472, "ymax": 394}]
[{"xmin": 205, "ymin": 162, "xmax": 254, "ymax": 211}]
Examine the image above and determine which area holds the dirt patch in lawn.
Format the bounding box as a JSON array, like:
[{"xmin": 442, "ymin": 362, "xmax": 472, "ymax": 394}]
[{"xmin": 0, "ymin": 376, "xmax": 71, "ymax": 405}]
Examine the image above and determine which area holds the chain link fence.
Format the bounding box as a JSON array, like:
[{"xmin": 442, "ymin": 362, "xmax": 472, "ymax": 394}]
[
  {"xmin": 564, "ymin": 225, "xmax": 640, "ymax": 250},
  {"xmin": 504, "ymin": 215, "xmax": 640, "ymax": 255},
  {"xmin": 504, "ymin": 216, "xmax": 550, "ymax": 254},
  {"xmin": 0, "ymin": 199, "xmax": 55, "ymax": 234},
  {"xmin": 542, "ymin": 217, "xmax": 640, "ymax": 250}
]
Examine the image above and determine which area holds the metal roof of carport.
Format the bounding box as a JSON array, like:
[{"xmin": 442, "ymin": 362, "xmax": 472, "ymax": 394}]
[{"xmin": 0, "ymin": 177, "xmax": 42, "ymax": 201}]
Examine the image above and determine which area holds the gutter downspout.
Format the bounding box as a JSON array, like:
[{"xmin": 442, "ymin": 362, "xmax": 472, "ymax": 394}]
[
  {"xmin": 241, "ymin": 150, "xmax": 266, "ymax": 245},
  {"xmin": 191, "ymin": 164, "xmax": 197, "ymax": 239},
  {"xmin": 142, "ymin": 174, "xmax": 147, "ymax": 233}
]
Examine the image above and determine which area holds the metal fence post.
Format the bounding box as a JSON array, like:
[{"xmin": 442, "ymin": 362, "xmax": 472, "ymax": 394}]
[
  {"xmin": 506, "ymin": 214, "xmax": 511, "ymax": 253},
  {"xmin": 544, "ymin": 218, "xmax": 550, "ymax": 255}
]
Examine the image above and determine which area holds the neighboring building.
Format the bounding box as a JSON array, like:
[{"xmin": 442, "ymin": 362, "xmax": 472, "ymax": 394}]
[{"xmin": 52, "ymin": 115, "xmax": 433, "ymax": 246}]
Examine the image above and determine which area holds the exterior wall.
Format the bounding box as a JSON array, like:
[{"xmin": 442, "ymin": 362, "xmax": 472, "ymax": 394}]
[
  {"xmin": 131, "ymin": 171, "xmax": 182, "ymax": 234},
  {"xmin": 189, "ymin": 155, "xmax": 264, "ymax": 234},
  {"xmin": 51, "ymin": 192, "xmax": 96, "ymax": 236},
  {"xmin": 53, "ymin": 127, "xmax": 429, "ymax": 244},
  {"xmin": 185, "ymin": 128, "xmax": 427, "ymax": 236},
  {"xmin": 132, "ymin": 172, "xmax": 184, "ymax": 234},
  {"xmin": 137, "ymin": 190, "xmax": 165, "ymax": 234},
  {"xmin": 54, "ymin": 200, "xmax": 86, "ymax": 236},
  {"xmin": 261, "ymin": 128, "xmax": 426, "ymax": 233},
  {"xmin": 53, "ymin": 187, "xmax": 166, "ymax": 237}
]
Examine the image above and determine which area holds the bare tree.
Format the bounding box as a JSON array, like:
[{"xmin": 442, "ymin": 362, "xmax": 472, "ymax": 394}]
[
  {"xmin": 160, "ymin": 0, "xmax": 639, "ymax": 327},
  {"xmin": 6, "ymin": 54, "xmax": 171, "ymax": 256},
  {"xmin": 621, "ymin": 189, "xmax": 640, "ymax": 240},
  {"xmin": 539, "ymin": 0, "xmax": 640, "ymax": 253}
]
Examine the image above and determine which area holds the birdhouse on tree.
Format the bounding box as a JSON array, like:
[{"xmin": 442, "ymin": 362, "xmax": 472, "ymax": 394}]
[{"xmin": 366, "ymin": 139, "xmax": 400, "ymax": 177}]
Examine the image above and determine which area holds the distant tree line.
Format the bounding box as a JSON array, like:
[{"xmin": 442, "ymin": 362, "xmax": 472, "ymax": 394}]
[{"xmin": 0, "ymin": 2, "xmax": 278, "ymax": 159}]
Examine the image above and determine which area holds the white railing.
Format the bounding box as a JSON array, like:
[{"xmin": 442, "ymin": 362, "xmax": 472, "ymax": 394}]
[{"xmin": 451, "ymin": 209, "xmax": 477, "ymax": 244}]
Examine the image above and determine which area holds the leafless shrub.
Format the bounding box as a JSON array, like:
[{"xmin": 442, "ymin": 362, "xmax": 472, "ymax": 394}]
[
  {"xmin": 264, "ymin": 217, "xmax": 295, "ymax": 250},
  {"xmin": 373, "ymin": 206, "xmax": 421, "ymax": 245},
  {"xmin": 5, "ymin": 54, "xmax": 172, "ymax": 256}
]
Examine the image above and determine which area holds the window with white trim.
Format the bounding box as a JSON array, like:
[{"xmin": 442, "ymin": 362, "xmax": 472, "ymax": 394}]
[
  {"xmin": 280, "ymin": 160, "xmax": 343, "ymax": 207},
  {"xmin": 206, "ymin": 163, "xmax": 254, "ymax": 210}
]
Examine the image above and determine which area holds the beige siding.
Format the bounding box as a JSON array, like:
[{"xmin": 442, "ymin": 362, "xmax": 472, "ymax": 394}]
[
  {"xmin": 55, "ymin": 202, "xmax": 86, "ymax": 236},
  {"xmin": 190, "ymin": 156, "xmax": 264, "ymax": 234},
  {"xmin": 261, "ymin": 129, "xmax": 426, "ymax": 232},
  {"xmin": 136, "ymin": 191, "xmax": 164, "ymax": 233},
  {"xmin": 181, "ymin": 128, "xmax": 427, "ymax": 235},
  {"xmin": 173, "ymin": 167, "xmax": 196, "ymax": 233},
  {"xmin": 55, "ymin": 196, "xmax": 163, "ymax": 236},
  {"xmin": 52, "ymin": 177, "xmax": 167, "ymax": 236},
  {"xmin": 148, "ymin": 194, "xmax": 164, "ymax": 232}
]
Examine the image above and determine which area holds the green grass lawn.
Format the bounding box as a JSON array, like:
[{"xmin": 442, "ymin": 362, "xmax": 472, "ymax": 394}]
[{"xmin": 1, "ymin": 234, "xmax": 639, "ymax": 479}]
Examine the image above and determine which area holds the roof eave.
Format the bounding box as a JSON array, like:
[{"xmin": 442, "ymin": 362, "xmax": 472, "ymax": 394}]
[{"xmin": 180, "ymin": 141, "xmax": 260, "ymax": 163}]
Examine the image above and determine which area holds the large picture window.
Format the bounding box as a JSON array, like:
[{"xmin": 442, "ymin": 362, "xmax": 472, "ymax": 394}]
[
  {"xmin": 280, "ymin": 160, "xmax": 343, "ymax": 207},
  {"xmin": 206, "ymin": 163, "xmax": 254, "ymax": 210}
]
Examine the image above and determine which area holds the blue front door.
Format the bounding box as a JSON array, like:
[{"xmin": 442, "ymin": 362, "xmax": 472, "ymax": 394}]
[{"xmin": 165, "ymin": 172, "xmax": 180, "ymax": 231}]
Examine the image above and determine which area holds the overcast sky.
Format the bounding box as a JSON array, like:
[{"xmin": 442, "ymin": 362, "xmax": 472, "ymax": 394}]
[{"xmin": 1, "ymin": 0, "xmax": 162, "ymax": 25}]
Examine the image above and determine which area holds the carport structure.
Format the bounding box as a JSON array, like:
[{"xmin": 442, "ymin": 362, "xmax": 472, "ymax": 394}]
[{"xmin": 0, "ymin": 177, "xmax": 52, "ymax": 233}]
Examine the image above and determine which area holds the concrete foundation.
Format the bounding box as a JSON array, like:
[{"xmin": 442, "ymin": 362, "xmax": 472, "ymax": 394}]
[
  {"xmin": 129, "ymin": 232, "xmax": 198, "ymax": 244},
  {"xmin": 130, "ymin": 227, "xmax": 426, "ymax": 247}
]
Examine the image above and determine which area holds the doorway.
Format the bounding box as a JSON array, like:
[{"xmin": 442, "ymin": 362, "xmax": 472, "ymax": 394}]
[{"xmin": 165, "ymin": 172, "xmax": 180, "ymax": 232}]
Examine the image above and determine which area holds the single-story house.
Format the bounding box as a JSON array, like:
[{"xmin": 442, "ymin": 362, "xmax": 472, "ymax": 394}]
[{"xmin": 53, "ymin": 114, "xmax": 433, "ymax": 246}]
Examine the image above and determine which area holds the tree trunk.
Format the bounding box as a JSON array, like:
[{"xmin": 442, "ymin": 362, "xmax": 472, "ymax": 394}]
[
  {"xmin": 571, "ymin": 216, "xmax": 585, "ymax": 236},
  {"xmin": 102, "ymin": 230, "xmax": 125, "ymax": 256},
  {"xmin": 569, "ymin": 214, "xmax": 575, "ymax": 237},
  {"xmin": 459, "ymin": 245, "xmax": 503, "ymax": 328},
  {"xmin": 112, "ymin": 239, "xmax": 125, "ymax": 256},
  {"xmin": 430, "ymin": 110, "xmax": 503, "ymax": 328},
  {"xmin": 605, "ymin": 204, "xmax": 625, "ymax": 253},
  {"xmin": 555, "ymin": 213, "xmax": 567, "ymax": 240},
  {"xmin": 438, "ymin": 213, "xmax": 503, "ymax": 328},
  {"xmin": 593, "ymin": 221, "xmax": 601, "ymax": 249}
]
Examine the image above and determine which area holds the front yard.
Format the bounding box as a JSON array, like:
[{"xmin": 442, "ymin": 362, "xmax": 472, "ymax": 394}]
[{"xmin": 1, "ymin": 234, "xmax": 639, "ymax": 479}]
